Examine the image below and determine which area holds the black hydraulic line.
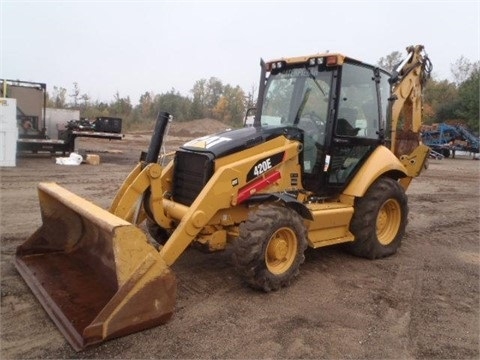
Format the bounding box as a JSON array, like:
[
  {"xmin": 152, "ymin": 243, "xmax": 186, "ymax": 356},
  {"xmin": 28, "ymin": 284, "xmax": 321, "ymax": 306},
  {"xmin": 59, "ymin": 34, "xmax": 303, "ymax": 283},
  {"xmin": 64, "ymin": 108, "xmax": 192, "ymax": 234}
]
[
  {"xmin": 253, "ymin": 59, "xmax": 267, "ymax": 128},
  {"xmin": 145, "ymin": 111, "xmax": 171, "ymax": 165}
]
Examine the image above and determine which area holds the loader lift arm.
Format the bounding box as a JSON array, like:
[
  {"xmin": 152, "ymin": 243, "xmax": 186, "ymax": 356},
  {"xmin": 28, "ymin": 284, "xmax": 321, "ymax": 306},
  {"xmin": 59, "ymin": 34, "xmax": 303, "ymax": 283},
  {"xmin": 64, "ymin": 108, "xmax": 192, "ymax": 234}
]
[{"xmin": 110, "ymin": 114, "xmax": 303, "ymax": 266}]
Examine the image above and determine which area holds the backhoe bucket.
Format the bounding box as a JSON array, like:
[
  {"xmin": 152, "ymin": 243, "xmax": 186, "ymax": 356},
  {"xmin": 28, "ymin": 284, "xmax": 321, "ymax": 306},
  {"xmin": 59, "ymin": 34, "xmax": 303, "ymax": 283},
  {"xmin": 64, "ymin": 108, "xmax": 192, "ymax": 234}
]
[{"xmin": 14, "ymin": 182, "xmax": 176, "ymax": 351}]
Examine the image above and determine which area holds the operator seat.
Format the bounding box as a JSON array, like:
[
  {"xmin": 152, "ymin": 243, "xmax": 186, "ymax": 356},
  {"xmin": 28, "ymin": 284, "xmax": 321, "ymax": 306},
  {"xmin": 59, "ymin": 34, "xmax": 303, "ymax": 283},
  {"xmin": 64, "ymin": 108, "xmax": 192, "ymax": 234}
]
[{"xmin": 336, "ymin": 107, "xmax": 359, "ymax": 136}]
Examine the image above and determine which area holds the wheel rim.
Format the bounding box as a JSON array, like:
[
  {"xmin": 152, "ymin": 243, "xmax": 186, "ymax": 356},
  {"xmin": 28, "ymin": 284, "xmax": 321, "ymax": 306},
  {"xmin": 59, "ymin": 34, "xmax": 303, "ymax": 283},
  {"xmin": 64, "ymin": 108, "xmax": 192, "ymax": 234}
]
[
  {"xmin": 265, "ymin": 227, "xmax": 297, "ymax": 275},
  {"xmin": 376, "ymin": 198, "xmax": 402, "ymax": 245}
]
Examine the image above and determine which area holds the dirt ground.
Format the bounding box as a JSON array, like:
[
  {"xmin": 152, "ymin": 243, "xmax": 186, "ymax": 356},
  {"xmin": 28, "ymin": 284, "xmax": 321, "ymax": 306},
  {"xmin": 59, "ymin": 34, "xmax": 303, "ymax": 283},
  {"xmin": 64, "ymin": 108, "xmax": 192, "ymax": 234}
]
[{"xmin": 1, "ymin": 119, "xmax": 479, "ymax": 359}]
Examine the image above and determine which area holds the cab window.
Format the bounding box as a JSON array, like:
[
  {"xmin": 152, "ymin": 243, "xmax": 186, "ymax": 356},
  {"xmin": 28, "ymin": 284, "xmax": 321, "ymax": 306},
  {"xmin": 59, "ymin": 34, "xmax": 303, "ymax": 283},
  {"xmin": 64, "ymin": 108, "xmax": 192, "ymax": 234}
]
[{"xmin": 335, "ymin": 63, "xmax": 379, "ymax": 139}]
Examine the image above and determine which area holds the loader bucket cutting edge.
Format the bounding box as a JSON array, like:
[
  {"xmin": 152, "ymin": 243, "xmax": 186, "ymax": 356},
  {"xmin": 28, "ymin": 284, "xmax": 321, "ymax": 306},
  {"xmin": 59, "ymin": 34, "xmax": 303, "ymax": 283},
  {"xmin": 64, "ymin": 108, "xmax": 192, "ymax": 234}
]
[{"xmin": 14, "ymin": 182, "xmax": 177, "ymax": 351}]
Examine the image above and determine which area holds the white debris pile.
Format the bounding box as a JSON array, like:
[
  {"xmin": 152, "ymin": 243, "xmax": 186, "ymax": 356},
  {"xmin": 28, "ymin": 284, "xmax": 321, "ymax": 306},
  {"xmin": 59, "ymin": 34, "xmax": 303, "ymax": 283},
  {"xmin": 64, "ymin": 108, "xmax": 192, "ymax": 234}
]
[{"xmin": 55, "ymin": 152, "xmax": 83, "ymax": 166}]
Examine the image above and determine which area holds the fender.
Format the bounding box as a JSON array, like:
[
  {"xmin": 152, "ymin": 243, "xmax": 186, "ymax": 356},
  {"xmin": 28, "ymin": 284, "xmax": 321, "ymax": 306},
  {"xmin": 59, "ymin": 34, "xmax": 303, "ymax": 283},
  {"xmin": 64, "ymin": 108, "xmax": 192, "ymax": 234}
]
[
  {"xmin": 342, "ymin": 146, "xmax": 408, "ymax": 198},
  {"xmin": 247, "ymin": 193, "xmax": 313, "ymax": 221}
]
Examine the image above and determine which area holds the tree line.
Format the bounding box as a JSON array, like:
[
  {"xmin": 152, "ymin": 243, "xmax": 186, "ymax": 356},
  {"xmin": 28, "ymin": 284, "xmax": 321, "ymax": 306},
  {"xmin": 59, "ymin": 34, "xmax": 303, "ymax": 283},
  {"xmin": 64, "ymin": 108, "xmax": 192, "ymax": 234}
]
[
  {"xmin": 47, "ymin": 54, "xmax": 479, "ymax": 133},
  {"xmin": 47, "ymin": 77, "xmax": 254, "ymax": 130},
  {"xmin": 378, "ymin": 54, "xmax": 479, "ymax": 133}
]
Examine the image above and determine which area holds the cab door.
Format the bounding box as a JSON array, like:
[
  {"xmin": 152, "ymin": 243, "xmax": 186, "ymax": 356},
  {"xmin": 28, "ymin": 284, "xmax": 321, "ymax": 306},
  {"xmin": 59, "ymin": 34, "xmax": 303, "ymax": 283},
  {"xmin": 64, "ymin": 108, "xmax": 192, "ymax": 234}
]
[{"xmin": 326, "ymin": 62, "xmax": 384, "ymax": 191}]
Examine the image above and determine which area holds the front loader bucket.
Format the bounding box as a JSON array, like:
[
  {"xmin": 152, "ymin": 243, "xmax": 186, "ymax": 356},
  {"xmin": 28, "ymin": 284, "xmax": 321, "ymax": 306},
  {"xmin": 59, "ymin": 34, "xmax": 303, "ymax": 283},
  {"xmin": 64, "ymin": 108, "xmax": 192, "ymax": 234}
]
[{"xmin": 14, "ymin": 182, "xmax": 176, "ymax": 351}]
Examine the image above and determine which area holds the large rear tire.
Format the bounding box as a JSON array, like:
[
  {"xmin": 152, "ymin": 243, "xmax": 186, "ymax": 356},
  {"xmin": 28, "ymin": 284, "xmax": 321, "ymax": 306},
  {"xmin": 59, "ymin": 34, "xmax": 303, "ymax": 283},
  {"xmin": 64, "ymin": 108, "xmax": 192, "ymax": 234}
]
[
  {"xmin": 232, "ymin": 204, "xmax": 308, "ymax": 292},
  {"xmin": 346, "ymin": 177, "xmax": 408, "ymax": 259}
]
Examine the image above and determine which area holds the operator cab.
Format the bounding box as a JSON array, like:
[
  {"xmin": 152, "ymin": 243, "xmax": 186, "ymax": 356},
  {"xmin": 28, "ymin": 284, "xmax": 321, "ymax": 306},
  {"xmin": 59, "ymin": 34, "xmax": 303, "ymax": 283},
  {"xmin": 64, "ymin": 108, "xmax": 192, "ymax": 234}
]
[{"xmin": 257, "ymin": 54, "xmax": 391, "ymax": 195}]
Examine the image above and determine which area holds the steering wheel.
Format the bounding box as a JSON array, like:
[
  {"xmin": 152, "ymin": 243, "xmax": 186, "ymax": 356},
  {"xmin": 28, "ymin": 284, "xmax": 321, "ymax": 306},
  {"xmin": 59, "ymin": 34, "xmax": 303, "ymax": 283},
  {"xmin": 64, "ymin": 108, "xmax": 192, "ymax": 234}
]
[{"xmin": 298, "ymin": 112, "xmax": 326, "ymax": 141}]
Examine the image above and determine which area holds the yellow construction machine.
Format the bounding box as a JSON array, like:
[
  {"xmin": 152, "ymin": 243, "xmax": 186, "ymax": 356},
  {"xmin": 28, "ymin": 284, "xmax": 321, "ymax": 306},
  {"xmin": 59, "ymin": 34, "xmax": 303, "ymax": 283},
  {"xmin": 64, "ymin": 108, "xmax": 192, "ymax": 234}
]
[{"xmin": 15, "ymin": 45, "xmax": 431, "ymax": 350}]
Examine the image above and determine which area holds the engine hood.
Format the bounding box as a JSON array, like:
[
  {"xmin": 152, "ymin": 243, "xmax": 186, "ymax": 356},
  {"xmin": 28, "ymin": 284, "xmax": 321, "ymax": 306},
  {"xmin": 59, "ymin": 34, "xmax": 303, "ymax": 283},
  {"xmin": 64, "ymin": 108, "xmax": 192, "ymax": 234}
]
[{"xmin": 181, "ymin": 126, "xmax": 293, "ymax": 158}]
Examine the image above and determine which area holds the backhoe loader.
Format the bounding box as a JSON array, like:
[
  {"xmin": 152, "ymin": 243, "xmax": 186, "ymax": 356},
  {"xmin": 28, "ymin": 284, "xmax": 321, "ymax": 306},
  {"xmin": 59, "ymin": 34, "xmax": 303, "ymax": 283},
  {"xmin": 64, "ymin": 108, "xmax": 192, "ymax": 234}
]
[{"xmin": 15, "ymin": 45, "xmax": 432, "ymax": 350}]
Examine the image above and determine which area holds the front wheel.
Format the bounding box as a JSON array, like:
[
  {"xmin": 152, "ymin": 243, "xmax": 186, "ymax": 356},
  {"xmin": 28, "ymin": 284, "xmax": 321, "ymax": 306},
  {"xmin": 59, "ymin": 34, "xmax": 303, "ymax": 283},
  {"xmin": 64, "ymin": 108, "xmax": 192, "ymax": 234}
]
[
  {"xmin": 232, "ymin": 204, "xmax": 308, "ymax": 292},
  {"xmin": 145, "ymin": 218, "xmax": 170, "ymax": 246},
  {"xmin": 346, "ymin": 177, "xmax": 408, "ymax": 259}
]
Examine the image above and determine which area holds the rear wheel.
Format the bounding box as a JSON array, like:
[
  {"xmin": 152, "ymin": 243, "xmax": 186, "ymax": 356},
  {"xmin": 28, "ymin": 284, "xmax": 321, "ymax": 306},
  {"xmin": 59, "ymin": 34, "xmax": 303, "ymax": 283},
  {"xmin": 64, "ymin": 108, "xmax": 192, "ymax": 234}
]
[
  {"xmin": 232, "ymin": 204, "xmax": 308, "ymax": 292},
  {"xmin": 346, "ymin": 177, "xmax": 408, "ymax": 259}
]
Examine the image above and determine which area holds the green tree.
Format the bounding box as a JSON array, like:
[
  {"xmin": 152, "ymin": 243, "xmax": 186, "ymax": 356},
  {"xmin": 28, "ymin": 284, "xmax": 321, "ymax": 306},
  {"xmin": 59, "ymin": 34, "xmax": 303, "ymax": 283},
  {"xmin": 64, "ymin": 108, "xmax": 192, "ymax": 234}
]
[
  {"xmin": 377, "ymin": 51, "xmax": 403, "ymax": 72},
  {"xmin": 47, "ymin": 86, "xmax": 67, "ymax": 108},
  {"xmin": 456, "ymin": 68, "xmax": 479, "ymax": 133},
  {"xmin": 205, "ymin": 77, "xmax": 223, "ymax": 117},
  {"xmin": 190, "ymin": 79, "xmax": 207, "ymax": 119},
  {"xmin": 245, "ymin": 83, "xmax": 257, "ymax": 109},
  {"xmin": 189, "ymin": 77, "xmax": 225, "ymax": 119},
  {"xmin": 450, "ymin": 56, "xmax": 478, "ymax": 86},
  {"xmin": 69, "ymin": 82, "xmax": 81, "ymax": 108},
  {"xmin": 423, "ymin": 79, "xmax": 459, "ymax": 123},
  {"xmin": 138, "ymin": 91, "xmax": 155, "ymax": 119},
  {"xmin": 79, "ymin": 93, "xmax": 90, "ymax": 112},
  {"xmin": 205, "ymin": 77, "xmax": 223, "ymax": 109},
  {"xmin": 224, "ymin": 85, "xmax": 246, "ymax": 126},
  {"xmin": 110, "ymin": 91, "xmax": 132, "ymax": 116},
  {"xmin": 95, "ymin": 101, "xmax": 110, "ymax": 115},
  {"xmin": 154, "ymin": 88, "xmax": 192, "ymax": 121}
]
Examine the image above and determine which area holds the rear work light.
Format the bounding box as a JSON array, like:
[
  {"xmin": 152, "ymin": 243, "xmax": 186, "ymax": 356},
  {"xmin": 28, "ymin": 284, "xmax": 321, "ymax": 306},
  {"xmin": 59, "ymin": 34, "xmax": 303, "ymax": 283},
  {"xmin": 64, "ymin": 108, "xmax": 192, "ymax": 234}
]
[
  {"xmin": 308, "ymin": 57, "xmax": 324, "ymax": 66},
  {"xmin": 266, "ymin": 61, "xmax": 285, "ymax": 71},
  {"xmin": 326, "ymin": 55, "xmax": 338, "ymax": 66}
]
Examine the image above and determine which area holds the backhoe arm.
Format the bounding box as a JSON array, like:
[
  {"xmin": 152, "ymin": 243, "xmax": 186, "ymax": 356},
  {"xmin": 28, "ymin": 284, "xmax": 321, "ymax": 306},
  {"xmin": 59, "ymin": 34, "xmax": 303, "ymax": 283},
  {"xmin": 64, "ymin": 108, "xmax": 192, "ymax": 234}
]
[
  {"xmin": 387, "ymin": 45, "xmax": 432, "ymax": 183},
  {"xmin": 389, "ymin": 45, "xmax": 432, "ymax": 157}
]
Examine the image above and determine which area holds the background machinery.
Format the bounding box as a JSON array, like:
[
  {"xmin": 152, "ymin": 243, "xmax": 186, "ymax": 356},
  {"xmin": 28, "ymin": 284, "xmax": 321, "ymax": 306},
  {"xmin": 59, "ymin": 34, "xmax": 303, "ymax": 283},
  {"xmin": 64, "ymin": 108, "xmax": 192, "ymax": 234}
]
[
  {"xmin": 15, "ymin": 45, "xmax": 431, "ymax": 350},
  {"xmin": 1, "ymin": 79, "xmax": 124, "ymax": 155},
  {"xmin": 421, "ymin": 122, "xmax": 479, "ymax": 157}
]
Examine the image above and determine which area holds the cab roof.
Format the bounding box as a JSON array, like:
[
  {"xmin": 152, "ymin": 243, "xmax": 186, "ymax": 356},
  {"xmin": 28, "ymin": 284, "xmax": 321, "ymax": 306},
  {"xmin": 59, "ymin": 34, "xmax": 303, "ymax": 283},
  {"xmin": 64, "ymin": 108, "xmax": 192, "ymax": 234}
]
[{"xmin": 265, "ymin": 52, "xmax": 373, "ymax": 69}]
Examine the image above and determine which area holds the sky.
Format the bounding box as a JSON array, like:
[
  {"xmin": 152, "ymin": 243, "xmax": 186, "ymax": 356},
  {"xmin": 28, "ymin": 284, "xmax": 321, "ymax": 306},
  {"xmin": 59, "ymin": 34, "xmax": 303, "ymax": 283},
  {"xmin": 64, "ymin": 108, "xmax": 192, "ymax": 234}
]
[{"xmin": 1, "ymin": 0, "xmax": 479, "ymax": 105}]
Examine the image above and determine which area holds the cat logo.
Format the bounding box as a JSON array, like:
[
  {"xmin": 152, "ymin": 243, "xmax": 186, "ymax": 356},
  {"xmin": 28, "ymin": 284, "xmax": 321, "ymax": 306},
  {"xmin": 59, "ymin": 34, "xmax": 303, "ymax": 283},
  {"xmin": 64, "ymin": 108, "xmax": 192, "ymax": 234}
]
[{"xmin": 185, "ymin": 135, "xmax": 231, "ymax": 149}]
